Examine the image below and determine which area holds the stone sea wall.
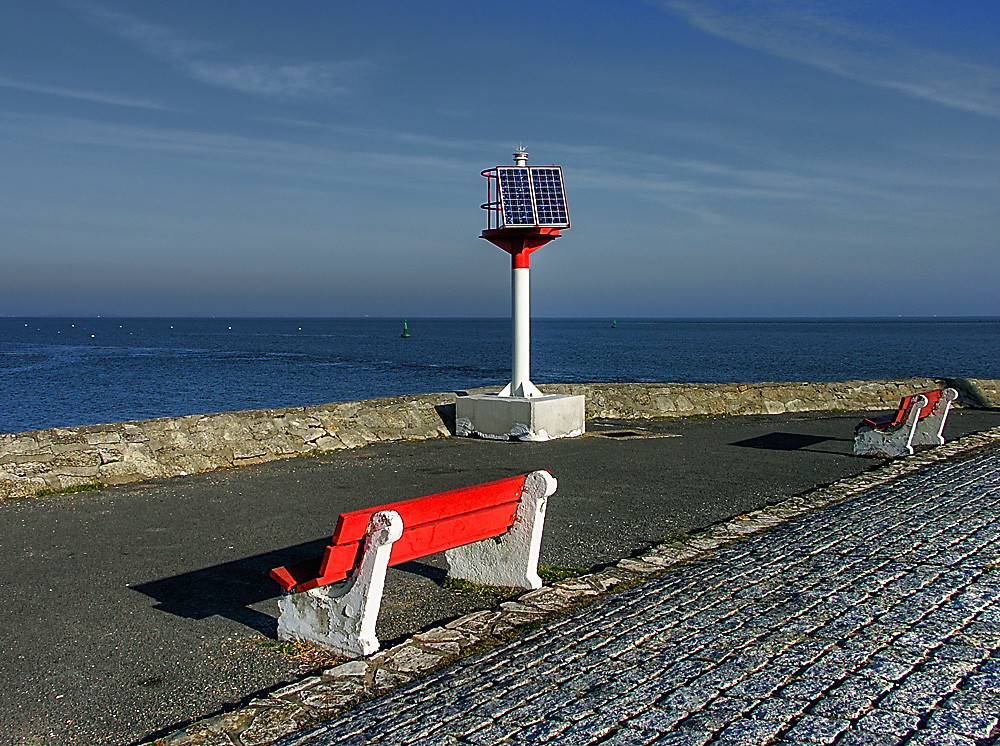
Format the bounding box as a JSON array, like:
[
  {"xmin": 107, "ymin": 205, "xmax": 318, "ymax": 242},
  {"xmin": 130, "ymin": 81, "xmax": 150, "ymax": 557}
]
[
  {"xmin": 0, "ymin": 394, "xmax": 454, "ymax": 500},
  {"xmin": 2, "ymin": 378, "xmax": 997, "ymax": 500},
  {"xmin": 546, "ymin": 377, "xmax": 1000, "ymax": 420}
]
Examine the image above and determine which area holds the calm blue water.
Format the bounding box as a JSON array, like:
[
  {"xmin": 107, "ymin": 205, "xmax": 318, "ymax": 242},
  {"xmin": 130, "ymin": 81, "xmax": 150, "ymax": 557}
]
[{"xmin": 1, "ymin": 317, "xmax": 998, "ymax": 434}]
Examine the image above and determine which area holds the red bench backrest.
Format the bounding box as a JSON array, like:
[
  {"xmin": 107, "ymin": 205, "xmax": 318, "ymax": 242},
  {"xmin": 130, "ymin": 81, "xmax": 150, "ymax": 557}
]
[
  {"xmin": 271, "ymin": 473, "xmax": 532, "ymax": 592},
  {"xmin": 917, "ymin": 389, "xmax": 942, "ymax": 417},
  {"xmin": 863, "ymin": 389, "xmax": 942, "ymax": 429}
]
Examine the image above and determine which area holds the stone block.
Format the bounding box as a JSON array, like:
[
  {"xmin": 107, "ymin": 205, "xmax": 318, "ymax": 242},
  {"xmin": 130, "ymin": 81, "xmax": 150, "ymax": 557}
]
[
  {"xmin": 337, "ymin": 430, "xmax": 373, "ymax": 449},
  {"xmin": 232, "ymin": 443, "xmax": 266, "ymax": 460},
  {"xmin": 121, "ymin": 423, "xmax": 148, "ymax": 442},
  {"xmin": 2, "ymin": 436, "xmax": 44, "ymax": 456},
  {"xmin": 675, "ymin": 395, "xmax": 695, "ymax": 413},
  {"xmin": 456, "ymin": 393, "xmax": 585, "ymax": 441},
  {"xmin": 117, "ymin": 443, "xmax": 166, "ymax": 478},
  {"xmin": 169, "ymin": 452, "xmax": 223, "ymax": 475},
  {"xmin": 50, "ymin": 464, "xmax": 101, "ymax": 478},
  {"xmin": 97, "ymin": 460, "xmax": 144, "ymax": 484},
  {"xmin": 1, "ymin": 477, "xmax": 44, "ymax": 499},
  {"xmin": 2, "ymin": 460, "xmax": 51, "ymax": 479},
  {"xmin": 52, "ymin": 450, "xmax": 102, "ymax": 468},
  {"xmin": 85, "ymin": 430, "xmax": 121, "ymax": 445},
  {"xmin": 312, "ymin": 435, "xmax": 346, "ymax": 452},
  {"xmin": 285, "ymin": 420, "xmax": 326, "ymax": 442}
]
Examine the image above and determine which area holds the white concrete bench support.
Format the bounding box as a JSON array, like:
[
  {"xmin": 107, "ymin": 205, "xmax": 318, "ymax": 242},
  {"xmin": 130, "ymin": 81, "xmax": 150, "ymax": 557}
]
[
  {"xmin": 445, "ymin": 470, "xmax": 556, "ymax": 589},
  {"xmin": 277, "ymin": 510, "xmax": 403, "ymax": 658},
  {"xmin": 912, "ymin": 387, "xmax": 959, "ymax": 448}
]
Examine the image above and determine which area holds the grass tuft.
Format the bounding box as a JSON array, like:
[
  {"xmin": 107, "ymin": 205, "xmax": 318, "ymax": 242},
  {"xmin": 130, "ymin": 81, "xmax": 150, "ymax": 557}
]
[
  {"xmin": 255, "ymin": 638, "xmax": 346, "ymax": 670},
  {"xmin": 35, "ymin": 482, "xmax": 104, "ymax": 497},
  {"xmin": 442, "ymin": 565, "xmax": 590, "ymax": 598},
  {"xmin": 442, "ymin": 576, "xmax": 522, "ymax": 601},
  {"xmin": 537, "ymin": 565, "xmax": 589, "ymax": 582}
]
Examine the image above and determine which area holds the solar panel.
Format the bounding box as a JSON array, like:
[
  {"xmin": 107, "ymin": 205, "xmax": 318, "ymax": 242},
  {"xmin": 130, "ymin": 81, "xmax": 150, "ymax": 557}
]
[
  {"xmin": 497, "ymin": 168, "xmax": 535, "ymax": 227},
  {"xmin": 495, "ymin": 166, "xmax": 570, "ymax": 228},
  {"xmin": 530, "ymin": 167, "xmax": 569, "ymax": 226}
]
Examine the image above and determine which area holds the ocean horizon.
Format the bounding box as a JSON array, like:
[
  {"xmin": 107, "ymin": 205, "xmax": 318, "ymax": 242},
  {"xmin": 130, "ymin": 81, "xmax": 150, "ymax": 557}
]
[{"xmin": 3, "ymin": 316, "xmax": 998, "ymax": 435}]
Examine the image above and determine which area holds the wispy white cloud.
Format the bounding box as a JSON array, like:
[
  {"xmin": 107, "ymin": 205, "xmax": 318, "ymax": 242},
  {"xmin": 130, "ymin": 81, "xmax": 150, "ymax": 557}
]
[
  {"xmin": 70, "ymin": 1, "xmax": 365, "ymax": 98},
  {"xmin": 185, "ymin": 61, "xmax": 355, "ymax": 97},
  {"xmin": 256, "ymin": 115, "xmax": 501, "ymax": 154},
  {"xmin": 0, "ymin": 75, "xmax": 166, "ymax": 109},
  {"xmin": 71, "ymin": 1, "xmax": 214, "ymax": 59},
  {"xmin": 549, "ymin": 134, "xmax": 999, "ymax": 231},
  {"xmin": 656, "ymin": 0, "xmax": 1000, "ymax": 119},
  {"xmin": 0, "ymin": 111, "xmax": 478, "ymax": 187},
  {"xmin": 4, "ymin": 105, "xmax": 990, "ymax": 233}
]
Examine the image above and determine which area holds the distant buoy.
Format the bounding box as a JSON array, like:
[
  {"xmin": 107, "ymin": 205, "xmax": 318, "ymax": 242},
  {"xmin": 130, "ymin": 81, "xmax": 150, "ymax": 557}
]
[
  {"xmin": 401, "ymin": 319, "xmax": 411, "ymax": 338},
  {"xmin": 612, "ymin": 318, "xmax": 617, "ymax": 328}
]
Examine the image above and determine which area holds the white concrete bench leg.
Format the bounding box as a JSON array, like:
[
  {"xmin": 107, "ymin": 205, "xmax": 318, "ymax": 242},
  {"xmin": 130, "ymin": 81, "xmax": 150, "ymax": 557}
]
[
  {"xmin": 445, "ymin": 470, "xmax": 557, "ymax": 590},
  {"xmin": 276, "ymin": 509, "xmax": 403, "ymax": 658},
  {"xmin": 853, "ymin": 394, "xmax": 927, "ymax": 458},
  {"xmin": 912, "ymin": 388, "xmax": 958, "ymax": 448}
]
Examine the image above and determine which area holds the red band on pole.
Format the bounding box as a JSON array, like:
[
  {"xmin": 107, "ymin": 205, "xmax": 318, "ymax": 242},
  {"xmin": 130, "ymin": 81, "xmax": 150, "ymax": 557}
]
[{"xmin": 480, "ymin": 227, "xmax": 560, "ymax": 269}]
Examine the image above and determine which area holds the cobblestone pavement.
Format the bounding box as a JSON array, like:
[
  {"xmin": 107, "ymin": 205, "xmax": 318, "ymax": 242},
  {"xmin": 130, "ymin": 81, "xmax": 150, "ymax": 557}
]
[{"xmin": 272, "ymin": 449, "xmax": 1000, "ymax": 746}]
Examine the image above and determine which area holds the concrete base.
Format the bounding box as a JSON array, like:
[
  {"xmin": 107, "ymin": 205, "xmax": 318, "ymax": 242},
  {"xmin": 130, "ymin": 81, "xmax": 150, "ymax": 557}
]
[{"xmin": 455, "ymin": 393, "xmax": 586, "ymax": 442}]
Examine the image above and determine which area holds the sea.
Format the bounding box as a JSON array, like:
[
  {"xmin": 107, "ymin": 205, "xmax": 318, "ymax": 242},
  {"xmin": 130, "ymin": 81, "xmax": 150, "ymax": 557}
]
[{"xmin": 1, "ymin": 317, "xmax": 998, "ymax": 435}]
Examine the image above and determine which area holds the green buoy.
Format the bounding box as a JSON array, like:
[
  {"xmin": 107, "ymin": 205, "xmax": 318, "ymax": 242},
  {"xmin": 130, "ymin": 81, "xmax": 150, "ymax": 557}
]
[
  {"xmin": 401, "ymin": 319, "xmax": 411, "ymax": 338},
  {"xmin": 612, "ymin": 318, "xmax": 617, "ymax": 328}
]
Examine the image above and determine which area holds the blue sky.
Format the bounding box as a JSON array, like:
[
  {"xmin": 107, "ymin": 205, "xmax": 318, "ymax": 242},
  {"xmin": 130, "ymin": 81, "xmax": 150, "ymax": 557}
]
[{"xmin": 1, "ymin": 1, "xmax": 997, "ymax": 318}]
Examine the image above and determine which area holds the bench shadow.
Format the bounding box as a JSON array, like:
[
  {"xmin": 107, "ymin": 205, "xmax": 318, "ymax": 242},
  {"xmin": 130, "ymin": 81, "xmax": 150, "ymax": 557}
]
[
  {"xmin": 730, "ymin": 432, "xmax": 852, "ymax": 454},
  {"xmin": 130, "ymin": 541, "xmax": 448, "ymax": 638},
  {"xmin": 396, "ymin": 560, "xmax": 447, "ymax": 582}
]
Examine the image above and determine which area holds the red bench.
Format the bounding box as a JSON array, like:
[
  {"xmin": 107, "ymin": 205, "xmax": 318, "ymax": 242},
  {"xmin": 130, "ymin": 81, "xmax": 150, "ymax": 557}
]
[
  {"xmin": 854, "ymin": 388, "xmax": 958, "ymax": 458},
  {"xmin": 271, "ymin": 470, "xmax": 557, "ymax": 657}
]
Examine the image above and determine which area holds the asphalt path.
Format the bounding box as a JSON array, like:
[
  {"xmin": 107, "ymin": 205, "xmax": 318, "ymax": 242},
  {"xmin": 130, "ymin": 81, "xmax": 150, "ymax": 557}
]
[{"xmin": 2, "ymin": 408, "xmax": 998, "ymax": 745}]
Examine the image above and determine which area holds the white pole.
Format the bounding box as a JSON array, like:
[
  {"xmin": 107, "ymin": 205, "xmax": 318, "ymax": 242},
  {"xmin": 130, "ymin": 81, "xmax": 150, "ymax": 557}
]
[
  {"xmin": 512, "ymin": 265, "xmax": 530, "ymax": 395},
  {"xmin": 502, "ymin": 265, "xmax": 542, "ymax": 398}
]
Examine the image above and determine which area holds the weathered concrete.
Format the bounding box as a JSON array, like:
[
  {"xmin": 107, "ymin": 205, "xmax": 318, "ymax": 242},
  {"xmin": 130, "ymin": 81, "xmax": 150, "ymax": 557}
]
[
  {"xmin": 455, "ymin": 392, "xmax": 586, "ymax": 441},
  {"xmin": 3, "ymin": 378, "xmax": 997, "ymax": 500},
  {"xmin": 277, "ymin": 510, "xmax": 404, "ymax": 659},
  {"xmin": 444, "ymin": 469, "xmax": 556, "ymax": 590}
]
